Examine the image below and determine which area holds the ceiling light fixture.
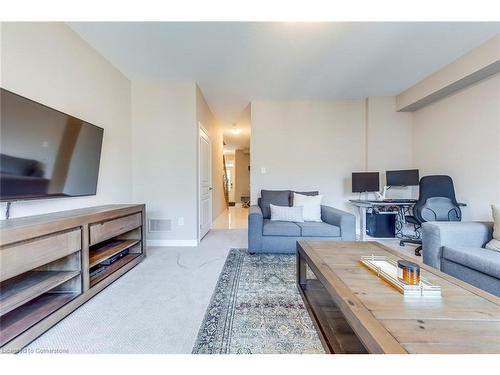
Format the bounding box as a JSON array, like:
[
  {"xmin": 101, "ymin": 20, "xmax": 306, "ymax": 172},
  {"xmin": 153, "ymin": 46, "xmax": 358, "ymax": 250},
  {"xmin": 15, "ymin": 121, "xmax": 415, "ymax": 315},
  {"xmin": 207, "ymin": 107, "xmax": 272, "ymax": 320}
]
[{"xmin": 230, "ymin": 123, "xmax": 241, "ymax": 135}]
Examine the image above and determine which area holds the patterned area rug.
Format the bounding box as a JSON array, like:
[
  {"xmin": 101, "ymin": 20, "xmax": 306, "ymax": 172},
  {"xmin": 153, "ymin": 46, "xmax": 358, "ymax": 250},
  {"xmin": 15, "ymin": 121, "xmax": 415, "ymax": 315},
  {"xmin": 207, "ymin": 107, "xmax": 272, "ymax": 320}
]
[{"xmin": 192, "ymin": 249, "xmax": 324, "ymax": 354}]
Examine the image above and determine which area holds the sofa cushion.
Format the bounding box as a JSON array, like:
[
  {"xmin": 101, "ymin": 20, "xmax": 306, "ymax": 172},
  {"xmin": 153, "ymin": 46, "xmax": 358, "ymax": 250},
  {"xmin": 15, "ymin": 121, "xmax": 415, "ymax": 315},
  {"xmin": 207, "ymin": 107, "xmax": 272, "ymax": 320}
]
[
  {"xmin": 296, "ymin": 222, "xmax": 340, "ymax": 237},
  {"xmin": 260, "ymin": 190, "xmax": 291, "ymax": 219},
  {"xmin": 291, "ymin": 191, "xmax": 319, "ymax": 205},
  {"xmin": 293, "ymin": 193, "xmax": 323, "ymax": 222},
  {"xmin": 442, "ymin": 246, "xmax": 500, "ymax": 279},
  {"xmin": 485, "ymin": 204, "xmax": 500, "ymax": 251},
  {"xmin": 263, "ymin": 219, "xmax": 301, "ymax": 236},
  {"xmin": 270, "ymin": 204, "xmax": 304, "ymax": 222}
]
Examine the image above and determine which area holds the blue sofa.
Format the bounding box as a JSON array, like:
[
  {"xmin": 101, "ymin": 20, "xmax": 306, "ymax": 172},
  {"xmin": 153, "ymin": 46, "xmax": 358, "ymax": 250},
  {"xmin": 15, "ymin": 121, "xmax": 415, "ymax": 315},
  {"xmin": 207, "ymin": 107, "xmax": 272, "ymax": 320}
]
[
  {"xmin": 422, "ymin": 221, "xmax": 499, "ymax": 296},
  {"xmin": 248, "ymin": 190, "xmax": 356, "ymax": 254}
]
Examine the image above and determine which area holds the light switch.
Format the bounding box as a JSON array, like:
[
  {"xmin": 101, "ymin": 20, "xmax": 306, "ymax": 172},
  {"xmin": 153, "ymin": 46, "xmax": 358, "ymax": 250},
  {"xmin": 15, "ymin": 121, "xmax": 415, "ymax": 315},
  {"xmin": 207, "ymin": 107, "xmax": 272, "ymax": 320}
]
[{"xmin": 261, "ymin": 167, "xmax": 266, "ymax": 174}]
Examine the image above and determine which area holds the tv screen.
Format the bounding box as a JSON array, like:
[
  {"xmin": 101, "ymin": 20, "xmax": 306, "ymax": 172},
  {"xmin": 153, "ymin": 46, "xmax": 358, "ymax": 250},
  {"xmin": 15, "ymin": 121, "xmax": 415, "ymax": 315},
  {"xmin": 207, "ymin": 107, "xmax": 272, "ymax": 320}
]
[
  {"xmin": 386, "ymin": 169, "xmax": 419, "ymax": 187},
  {"xmin": 352, "ymin": 172, "xmax": 380, "ymax": 193},
  {"xmin": 1, "ymin": 89, "xmax": 104, "ymax": 201}
]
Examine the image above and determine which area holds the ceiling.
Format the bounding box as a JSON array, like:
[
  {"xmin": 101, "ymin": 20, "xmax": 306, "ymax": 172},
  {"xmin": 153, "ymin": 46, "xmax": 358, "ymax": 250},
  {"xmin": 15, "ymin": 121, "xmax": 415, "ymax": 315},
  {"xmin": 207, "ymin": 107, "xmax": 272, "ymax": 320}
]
[{"xmin": 69, "ymin": 22, "xmax": 500, "ymax": 126}]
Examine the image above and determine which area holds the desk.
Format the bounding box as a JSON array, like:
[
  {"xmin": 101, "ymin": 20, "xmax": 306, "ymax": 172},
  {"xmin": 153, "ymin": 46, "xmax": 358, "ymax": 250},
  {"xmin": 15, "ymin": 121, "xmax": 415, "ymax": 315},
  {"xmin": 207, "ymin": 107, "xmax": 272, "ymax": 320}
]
[{"xmin": 349, "ymin": 199, "xmax": 416, "ymax": 240}]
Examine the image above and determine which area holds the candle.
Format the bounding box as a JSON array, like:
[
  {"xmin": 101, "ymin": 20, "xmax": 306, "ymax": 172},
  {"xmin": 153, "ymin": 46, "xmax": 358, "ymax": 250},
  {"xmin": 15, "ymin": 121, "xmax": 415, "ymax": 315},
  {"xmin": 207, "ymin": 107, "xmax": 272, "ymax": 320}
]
[{"xmin": 397, "ymin": 260, "xmax": 420, "ymax": 285}]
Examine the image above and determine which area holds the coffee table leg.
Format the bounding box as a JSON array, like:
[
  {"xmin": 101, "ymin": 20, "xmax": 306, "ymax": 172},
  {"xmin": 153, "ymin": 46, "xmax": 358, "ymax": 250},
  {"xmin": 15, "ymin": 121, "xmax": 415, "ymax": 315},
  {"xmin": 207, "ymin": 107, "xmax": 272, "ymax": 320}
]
[{"xmin": 297, "ymin": 251, "xmax": 307, "ymax": 290}]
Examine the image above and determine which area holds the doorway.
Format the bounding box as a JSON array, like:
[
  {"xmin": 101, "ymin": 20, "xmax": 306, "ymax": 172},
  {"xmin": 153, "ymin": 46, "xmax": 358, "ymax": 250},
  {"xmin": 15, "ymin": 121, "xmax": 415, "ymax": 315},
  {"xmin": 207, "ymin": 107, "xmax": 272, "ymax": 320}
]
[
  {"xmin": 224, "ymin": 155, "xmax": 235, "ymax": 203},
  {"xmin": 199, "ymin": 124, "xmax": 212, "ymax": 240}
]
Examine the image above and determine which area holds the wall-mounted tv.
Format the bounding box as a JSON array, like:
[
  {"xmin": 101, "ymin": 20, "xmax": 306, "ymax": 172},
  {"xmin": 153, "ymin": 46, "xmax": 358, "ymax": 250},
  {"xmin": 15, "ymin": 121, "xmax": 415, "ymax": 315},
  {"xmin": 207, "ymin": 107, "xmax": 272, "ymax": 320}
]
[{"xmin": 1, "ymin": 89, "xmax": 104, "ymax": 201}]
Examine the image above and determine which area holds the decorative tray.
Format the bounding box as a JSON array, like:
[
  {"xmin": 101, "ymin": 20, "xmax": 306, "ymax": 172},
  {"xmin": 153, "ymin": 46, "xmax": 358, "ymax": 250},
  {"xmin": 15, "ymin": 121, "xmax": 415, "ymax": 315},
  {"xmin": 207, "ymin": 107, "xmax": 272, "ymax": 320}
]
[{"xmin": 360, "ymin": 255, "xmax": 441, "ymax": 297}]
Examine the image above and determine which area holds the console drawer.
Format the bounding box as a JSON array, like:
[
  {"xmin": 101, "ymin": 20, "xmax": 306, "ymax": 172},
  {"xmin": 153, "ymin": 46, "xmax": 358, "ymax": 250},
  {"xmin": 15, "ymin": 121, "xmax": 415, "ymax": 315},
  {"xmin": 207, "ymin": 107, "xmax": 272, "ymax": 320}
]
[
  {"xmin": 89, "ymin": 213, "xmax": 142, "ymax": 245},
  {"xmin": 0, "ymin": 229, "xmax": 82, "ymax": 282}
]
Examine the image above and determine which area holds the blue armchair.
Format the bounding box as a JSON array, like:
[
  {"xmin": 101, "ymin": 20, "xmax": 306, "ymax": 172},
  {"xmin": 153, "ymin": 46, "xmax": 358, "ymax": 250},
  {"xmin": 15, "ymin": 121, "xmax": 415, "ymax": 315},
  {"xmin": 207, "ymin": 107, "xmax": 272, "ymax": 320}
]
[{"xmin": 422, "ymin": 221, "xmax": 499, "ymax": 296}]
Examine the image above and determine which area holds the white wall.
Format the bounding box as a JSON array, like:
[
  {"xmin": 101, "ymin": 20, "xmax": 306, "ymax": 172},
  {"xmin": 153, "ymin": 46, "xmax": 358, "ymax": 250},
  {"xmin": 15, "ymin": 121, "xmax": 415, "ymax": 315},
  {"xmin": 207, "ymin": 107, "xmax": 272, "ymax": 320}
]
[
  {"xmin": 251, "ymin": 100, "xmax": 366, "ymax": 213},
  {"xmin": 0, "ymin": 22, "xmax": 132, "ymax": 218},
  {"xmin": 367, "ymin": 97, "xmax": 413, "ymax": 172},
  {"xmin": 0, "ymin": 24, "xmax": 223, "ymax": 243},
  {"xmin": 366, "ymin": 97, "xmax": 415, "ymax": 199},
  {"xmin": 413, "ymin": 73, "xmax": 500, "ymax": 221},
  {"xmin": 131, "ymin": 81, "xmax": 198, "ymax": 244},
  {"xmin": 131, "ymin": 82, "xmax": 224, "ymax": 245}
]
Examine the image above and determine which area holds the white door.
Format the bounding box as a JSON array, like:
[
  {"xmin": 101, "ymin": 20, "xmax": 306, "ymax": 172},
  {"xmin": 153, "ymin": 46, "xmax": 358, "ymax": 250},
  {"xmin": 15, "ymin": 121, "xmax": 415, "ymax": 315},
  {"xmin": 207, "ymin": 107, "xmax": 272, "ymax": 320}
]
[
  {"xmin": 225, "ymin": 158, "xmax": 235, "ymax": 202},
  {"xmin": 199, "ymin": 125, "xmax": 212, "ymax": 240}
]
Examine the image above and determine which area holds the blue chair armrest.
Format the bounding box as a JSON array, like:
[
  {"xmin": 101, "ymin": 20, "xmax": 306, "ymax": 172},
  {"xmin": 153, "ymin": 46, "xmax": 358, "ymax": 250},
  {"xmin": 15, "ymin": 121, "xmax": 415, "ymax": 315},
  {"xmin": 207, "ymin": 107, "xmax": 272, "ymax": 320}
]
[
  {"xmin": 422, "ymin": 221, "xmax": 494, "ymax": 270},
  {"xmin": 321, "ymin": 205, "xmax": 356, "ymax": 240}
]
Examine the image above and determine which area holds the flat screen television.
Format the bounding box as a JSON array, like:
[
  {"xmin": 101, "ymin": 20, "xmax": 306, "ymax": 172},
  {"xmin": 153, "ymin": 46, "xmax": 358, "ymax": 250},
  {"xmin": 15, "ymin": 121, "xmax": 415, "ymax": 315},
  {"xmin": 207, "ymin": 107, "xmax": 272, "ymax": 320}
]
[
  {"xmin": 352, "ymin": 172, "xmax": 380, "ymax": 193},
  {"xmin": 0, "ymin": 88, "xmax": 104, "ymax": 201}
]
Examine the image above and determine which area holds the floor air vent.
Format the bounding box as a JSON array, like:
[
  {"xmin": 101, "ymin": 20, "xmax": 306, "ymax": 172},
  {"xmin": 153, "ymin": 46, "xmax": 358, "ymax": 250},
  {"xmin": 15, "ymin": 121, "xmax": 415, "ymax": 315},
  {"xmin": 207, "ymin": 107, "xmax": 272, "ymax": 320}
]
[{"xmin": 148, "ymin": 218, "xmax": 172, "ymax": 232}]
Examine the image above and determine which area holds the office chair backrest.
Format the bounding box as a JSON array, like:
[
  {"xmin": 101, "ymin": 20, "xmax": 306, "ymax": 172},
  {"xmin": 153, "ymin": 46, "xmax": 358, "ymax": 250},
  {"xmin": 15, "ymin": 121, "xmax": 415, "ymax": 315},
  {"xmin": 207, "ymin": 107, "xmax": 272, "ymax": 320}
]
[{"xmin": 413, "ymin": 175, "xmax": 461, "ymax": 223}]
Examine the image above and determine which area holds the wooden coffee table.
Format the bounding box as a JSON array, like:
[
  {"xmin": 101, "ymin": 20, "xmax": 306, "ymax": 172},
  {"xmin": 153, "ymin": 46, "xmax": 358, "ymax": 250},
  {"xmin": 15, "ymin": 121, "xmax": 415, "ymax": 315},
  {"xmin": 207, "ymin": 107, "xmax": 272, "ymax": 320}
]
[{"xmin": 296, "ymin": 240, "xmax": 500, "ymax": 354}]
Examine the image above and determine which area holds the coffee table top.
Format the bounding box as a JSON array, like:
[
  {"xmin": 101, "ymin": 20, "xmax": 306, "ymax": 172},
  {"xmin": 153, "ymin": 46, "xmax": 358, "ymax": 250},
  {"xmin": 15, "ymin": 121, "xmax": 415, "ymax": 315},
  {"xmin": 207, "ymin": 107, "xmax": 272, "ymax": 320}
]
[{"xmin": 297, "ymin": 240, "xmax": 500, "ymax": 354}]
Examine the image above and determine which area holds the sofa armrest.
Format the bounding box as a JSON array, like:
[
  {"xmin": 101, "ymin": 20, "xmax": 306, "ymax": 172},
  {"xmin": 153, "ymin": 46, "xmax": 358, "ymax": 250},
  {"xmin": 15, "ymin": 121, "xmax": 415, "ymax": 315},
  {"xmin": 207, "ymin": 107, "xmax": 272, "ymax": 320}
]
[
  {"xmin": 248, "ymin": 205, "xmax": 264, "ymax": 252},
  {"xmin": 422, "ymin": 221, "xmax": 494, "ymax": 270},
  {"xmin": 321, "ymin": 205, "xmax": 356, "ymax": 240}
]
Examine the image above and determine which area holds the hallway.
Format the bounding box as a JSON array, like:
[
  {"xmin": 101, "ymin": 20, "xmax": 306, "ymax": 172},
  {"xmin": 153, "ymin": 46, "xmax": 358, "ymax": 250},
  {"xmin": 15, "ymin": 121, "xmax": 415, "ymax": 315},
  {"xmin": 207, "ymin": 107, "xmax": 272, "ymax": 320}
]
[{"xmin": 212, "ymin": 206, "xmax": 249, "ymax": 230}]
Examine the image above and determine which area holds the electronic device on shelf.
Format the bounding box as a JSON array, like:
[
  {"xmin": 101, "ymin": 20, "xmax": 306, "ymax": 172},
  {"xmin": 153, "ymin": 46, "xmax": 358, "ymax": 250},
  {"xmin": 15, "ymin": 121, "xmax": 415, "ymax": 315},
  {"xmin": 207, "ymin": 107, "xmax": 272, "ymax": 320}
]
[
  {"xmin": 352, "ymin": 172, "xmax": 380, "ymax": 193},
  {"xmin": 100, "ymin": 249, "xmax": 130, "ymax": 266},
  {"xmin": 89, "ymin": 265, "xmax": 107, "ymax": 278}
]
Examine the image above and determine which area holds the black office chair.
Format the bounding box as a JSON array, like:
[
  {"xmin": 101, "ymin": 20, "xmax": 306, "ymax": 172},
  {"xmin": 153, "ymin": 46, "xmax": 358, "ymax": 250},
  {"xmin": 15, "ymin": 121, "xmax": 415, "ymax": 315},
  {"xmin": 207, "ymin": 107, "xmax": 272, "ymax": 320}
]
[{"xmin": 400, "ymin": 175, "xmax": 462, "ymax": 256}]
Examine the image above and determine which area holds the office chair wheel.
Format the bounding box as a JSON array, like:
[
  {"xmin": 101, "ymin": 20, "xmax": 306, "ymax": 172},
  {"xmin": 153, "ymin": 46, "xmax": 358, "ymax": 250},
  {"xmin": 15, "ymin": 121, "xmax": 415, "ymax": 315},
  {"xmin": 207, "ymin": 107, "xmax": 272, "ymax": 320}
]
[
  {"xmin": 414, "ymin": 246, "xmax": 422, "ymax": 257},
  {"xmin": 399, "ymin": 240, "xmax": 405, "ymax": 247}
]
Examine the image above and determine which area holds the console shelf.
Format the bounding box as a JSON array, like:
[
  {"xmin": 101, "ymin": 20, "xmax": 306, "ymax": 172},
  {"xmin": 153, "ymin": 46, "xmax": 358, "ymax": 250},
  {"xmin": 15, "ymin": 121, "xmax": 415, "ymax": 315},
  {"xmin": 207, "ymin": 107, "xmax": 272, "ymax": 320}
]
[
  {"xmin": 0, "ymin": 270, "xmax": 80, "ymax": 316},
  {"xmin": 90, "ymin": 253, "xmax": 141, "ymax": 287},
  {"xmin": 89, "ymin": 239, "xmax": 140, "ymax": 268},
  {"xmin": 0, "ymin": 204, "xmax": 146, "ymax": 352},
  {"xmin": 0, "ymin": 292, "xmax": 78, "ymax": 347}
]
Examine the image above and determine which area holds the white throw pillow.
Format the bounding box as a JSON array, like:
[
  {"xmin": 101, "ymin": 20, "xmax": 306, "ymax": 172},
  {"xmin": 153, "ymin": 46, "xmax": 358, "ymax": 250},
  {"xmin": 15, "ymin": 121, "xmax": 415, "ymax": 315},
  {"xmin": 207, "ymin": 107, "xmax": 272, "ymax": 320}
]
[
  {"xmin": 485, "ymin": 204, "xmax": 500, "ymax": 252},
  {"xmin": 293, "ymin": 193, "xmax": 323, "ymax": 222},
  {"xmin": 270, "ymin": 204, "xmax": 304, "ymax": 222}
]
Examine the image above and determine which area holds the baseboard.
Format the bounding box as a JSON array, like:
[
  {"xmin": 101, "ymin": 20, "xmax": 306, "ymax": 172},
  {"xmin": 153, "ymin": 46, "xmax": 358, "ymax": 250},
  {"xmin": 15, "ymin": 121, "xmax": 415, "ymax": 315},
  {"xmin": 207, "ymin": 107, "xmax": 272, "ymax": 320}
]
[{"xmin": 147, "ymin": 239, "xmax": 198, "ymax": 247}]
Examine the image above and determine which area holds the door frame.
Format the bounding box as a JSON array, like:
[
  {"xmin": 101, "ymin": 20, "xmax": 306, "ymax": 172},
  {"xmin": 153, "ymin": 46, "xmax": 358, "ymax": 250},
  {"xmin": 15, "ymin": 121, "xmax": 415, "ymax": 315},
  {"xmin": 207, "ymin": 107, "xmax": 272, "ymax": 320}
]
[{"xmin": 198, "ymin": 123, "xmax": 212, "ymax": 242}]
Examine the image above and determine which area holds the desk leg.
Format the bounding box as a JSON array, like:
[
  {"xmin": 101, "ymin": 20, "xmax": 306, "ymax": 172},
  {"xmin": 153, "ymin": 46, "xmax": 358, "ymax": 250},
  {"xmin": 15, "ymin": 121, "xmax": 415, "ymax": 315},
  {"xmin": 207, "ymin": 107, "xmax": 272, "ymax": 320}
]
[
  {"xmin": 395, "ymin": 207, "xmax": 404, "ymax": 238},
  {"xmin": 359, "ymin": 206, "xmax": 367, "ymax": 241}
]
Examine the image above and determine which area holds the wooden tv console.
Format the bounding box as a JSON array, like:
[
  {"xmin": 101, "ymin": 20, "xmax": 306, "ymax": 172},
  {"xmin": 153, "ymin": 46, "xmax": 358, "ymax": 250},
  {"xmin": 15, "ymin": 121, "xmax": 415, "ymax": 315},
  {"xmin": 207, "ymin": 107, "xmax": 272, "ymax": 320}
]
[{"xmin": 0, "ymin": 204, "xmax": 146, "ymax": 353}]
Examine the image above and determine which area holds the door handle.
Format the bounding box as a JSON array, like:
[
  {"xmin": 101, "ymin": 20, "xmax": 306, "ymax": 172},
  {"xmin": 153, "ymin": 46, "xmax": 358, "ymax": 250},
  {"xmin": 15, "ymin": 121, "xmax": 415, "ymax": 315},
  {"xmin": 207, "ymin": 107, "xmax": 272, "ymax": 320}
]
[{"xmin": 209, "ymin": 187, "xmax": 213, "ymax": 191}]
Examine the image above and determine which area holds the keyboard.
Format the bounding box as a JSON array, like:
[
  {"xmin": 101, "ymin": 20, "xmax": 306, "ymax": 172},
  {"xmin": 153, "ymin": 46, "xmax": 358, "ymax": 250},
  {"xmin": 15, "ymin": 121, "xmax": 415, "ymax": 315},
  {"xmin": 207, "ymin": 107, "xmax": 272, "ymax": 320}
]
[
  {"xmin": 382, "ymin": 199, "xmax": 416, "ymax": 203},
  {"xmin": 366, "ymin": 199, "xmax": 417, "ymax": 204}
]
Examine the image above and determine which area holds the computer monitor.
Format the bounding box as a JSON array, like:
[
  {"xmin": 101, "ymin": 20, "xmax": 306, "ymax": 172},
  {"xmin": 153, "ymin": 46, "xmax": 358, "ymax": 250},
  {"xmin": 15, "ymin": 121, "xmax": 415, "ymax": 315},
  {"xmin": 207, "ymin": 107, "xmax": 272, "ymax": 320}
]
[
  {"xmin": 386, "ymin": 169, "xmax": 419, "ymax": 187},
  {"xmin": 352, "ymin": 172, "xmax": 380, "ymax": 193}
]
